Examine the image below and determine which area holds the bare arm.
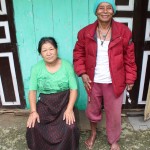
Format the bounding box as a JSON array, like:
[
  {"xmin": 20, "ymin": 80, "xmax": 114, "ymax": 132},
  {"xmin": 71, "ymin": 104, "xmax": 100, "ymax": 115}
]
[
  {"xmin": 29, "ymin": 91, "xmax": 37, "ymax": 112},
  {"xmin": 63, "ymin": 89, "xmax": 77, "ymax": 125},
  {"xmin": 27, "ymin": 90, "xmax": 40, "ymax": 128}
]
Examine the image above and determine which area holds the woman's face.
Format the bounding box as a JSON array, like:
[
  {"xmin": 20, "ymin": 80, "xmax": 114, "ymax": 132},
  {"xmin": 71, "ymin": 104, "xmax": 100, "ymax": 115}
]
[
  {"xmin": 41, "ymin": 42, "xmax": 58, "ymax": 64},
  {"xmin": 96, "ymin": 2, "xmax": 114, "ymax": 23}
]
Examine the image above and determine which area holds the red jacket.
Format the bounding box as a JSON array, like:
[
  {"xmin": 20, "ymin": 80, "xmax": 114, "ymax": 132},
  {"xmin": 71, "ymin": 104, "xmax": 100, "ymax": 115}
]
[{"xmin": 73, "ymin": 19, "xmax": 137, "ymax": 97}]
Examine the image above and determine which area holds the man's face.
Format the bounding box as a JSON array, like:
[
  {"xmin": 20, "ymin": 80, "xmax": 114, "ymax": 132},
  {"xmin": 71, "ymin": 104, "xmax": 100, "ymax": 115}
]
[{"xmin": 96, "ymin": 2, "xmax": 114, "ymax": 23}]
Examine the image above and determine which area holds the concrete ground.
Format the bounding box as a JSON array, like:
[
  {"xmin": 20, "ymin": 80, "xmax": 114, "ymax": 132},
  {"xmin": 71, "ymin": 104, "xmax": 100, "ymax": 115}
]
[{"xmin": 0, "ymin": 110, "xmax": 150, "ymax": 150}]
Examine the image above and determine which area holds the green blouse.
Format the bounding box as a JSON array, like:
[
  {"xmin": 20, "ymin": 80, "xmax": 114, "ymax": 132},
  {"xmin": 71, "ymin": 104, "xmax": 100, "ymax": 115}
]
[{"xmin": 29, "ymin": 59, "xmax": 77, "ymax": 94}]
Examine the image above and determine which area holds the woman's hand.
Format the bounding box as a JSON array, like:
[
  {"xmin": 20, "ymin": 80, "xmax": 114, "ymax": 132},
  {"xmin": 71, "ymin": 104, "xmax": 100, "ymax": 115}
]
[
  {"xmin": 81, "ymin": 74, "xmax": 91, "ymax": 91},
  {"xmin": 27, "ymin": 111, "xmax": 40, "ymax": 128},
  {"xmin": 63, "ymin": 109, "xmax": 75, "ymax": 125}
]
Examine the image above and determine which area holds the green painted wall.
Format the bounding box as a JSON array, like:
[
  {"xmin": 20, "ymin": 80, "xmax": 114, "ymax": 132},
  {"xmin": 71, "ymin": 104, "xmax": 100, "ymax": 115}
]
[{"xmin": 13, "ymin": 0, "xmax": 96, "ymax": 109}]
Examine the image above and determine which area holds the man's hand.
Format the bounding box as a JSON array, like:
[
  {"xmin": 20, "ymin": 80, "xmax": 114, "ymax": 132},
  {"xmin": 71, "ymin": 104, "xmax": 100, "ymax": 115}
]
[
  {"xmin": 126, "ymin": 84, "xmax": 134, "ymax": 91},
  {"xmin": 81, "ymin": 74, "xmax": 92, "ymax": 91}
]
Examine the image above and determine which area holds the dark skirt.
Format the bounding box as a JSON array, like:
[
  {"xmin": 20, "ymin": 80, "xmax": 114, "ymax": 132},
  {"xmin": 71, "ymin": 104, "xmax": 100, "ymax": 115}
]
[{"xmin": 26, "ymin": 90, "xmax": 80, "ymax": 150}]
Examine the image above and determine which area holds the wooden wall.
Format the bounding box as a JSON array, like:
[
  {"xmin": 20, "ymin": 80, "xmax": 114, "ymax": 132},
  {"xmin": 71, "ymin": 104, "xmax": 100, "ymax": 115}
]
[
  {"xmin": 12, "ymin": 0, "xmax": 98, "ymax": 109},
  {"xmin": 0, "ymin": 0, "xmax": 148, "ymax": 109}
]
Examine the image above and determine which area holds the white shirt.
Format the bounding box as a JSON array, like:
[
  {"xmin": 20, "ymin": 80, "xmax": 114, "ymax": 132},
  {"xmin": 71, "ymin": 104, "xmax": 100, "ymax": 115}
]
[{"xmin": 94, "ymin": 39, "xmax": 112, "ymax": 83}]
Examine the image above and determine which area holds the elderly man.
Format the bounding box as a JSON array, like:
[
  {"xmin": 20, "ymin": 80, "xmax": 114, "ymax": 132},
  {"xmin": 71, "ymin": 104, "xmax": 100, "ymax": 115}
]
[{"xmin": 73, "ymin": 0, "xmax": 137, "ymax": 149}]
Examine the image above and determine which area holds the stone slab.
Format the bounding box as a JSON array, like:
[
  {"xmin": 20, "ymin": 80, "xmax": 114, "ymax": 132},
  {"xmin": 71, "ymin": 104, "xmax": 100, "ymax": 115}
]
[{"xmin": 128, "ymin": 116, "xmax": 150, "ymax": 131}]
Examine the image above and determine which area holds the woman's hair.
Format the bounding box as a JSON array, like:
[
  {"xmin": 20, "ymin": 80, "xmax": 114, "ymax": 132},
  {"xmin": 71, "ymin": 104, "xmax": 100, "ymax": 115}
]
[{"xmin": 38, "ymin": 37, "xmax": 58, "ymax": 54}]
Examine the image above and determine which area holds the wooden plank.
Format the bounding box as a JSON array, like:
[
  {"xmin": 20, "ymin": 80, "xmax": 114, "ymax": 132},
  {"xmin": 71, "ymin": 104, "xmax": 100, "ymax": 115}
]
[
  {"xmin": 52, "ymin": 0, "xmax": 73, "ymax": 62},
  {"xmin": 89, "ymin": 0, "xmax": 97, "ymax": 23},
  {"xmin": 72, "ymin": 0, "xmax": 89, "ymax": 44},
  {"xmin": 32, "ymin": 0, "xmax": 54, "ymax": 51},
  {"xmin": 144, "ymin": 82, "xmax": 150, "ymax": 120},
  {"xmin": 72, "ymin": 0, "xmax": 90, "ymax": 110},
  {"xmin": 13, "ymin": 0, "xmax": 38, "ymax": 108},
  {"xmin": 0, "ymin": 109, "xmax": 29, "ymax": 116}
]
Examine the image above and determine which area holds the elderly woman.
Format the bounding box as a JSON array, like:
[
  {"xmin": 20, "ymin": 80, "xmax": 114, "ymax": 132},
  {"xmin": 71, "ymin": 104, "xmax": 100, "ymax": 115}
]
[
  {"xmin": 26, "ymin": 37, "xmax": 79, "ymax": 150},
  {"xmin": 73, "ymin": 0, "xmax": 137, "ymax": 149}
]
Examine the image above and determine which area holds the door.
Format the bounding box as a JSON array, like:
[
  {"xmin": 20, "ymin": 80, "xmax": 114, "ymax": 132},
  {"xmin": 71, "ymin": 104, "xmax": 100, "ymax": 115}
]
[
  {"xmin": 0, "ymin": 0, "xmax": 25, "ymax": 108},
  {"xmin": 137, "ymin": 0, "xmax": 150, "ymax": 107},
  {"xmin": 114, "ymin": 0, "xmax": 150, "ymax": 108}
]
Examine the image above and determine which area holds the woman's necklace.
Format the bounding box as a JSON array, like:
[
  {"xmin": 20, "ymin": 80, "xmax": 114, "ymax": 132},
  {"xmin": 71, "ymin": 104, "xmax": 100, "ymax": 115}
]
[{"xmin": 97, "ymin": 26, "xmax": 111, "ymax": 46}]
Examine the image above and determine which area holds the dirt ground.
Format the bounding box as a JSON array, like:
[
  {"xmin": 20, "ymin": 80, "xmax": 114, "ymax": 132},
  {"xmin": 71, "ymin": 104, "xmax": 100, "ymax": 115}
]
[{"xmin": 0, "ymin": 112, "xmax": 150, "ymax": 150}]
